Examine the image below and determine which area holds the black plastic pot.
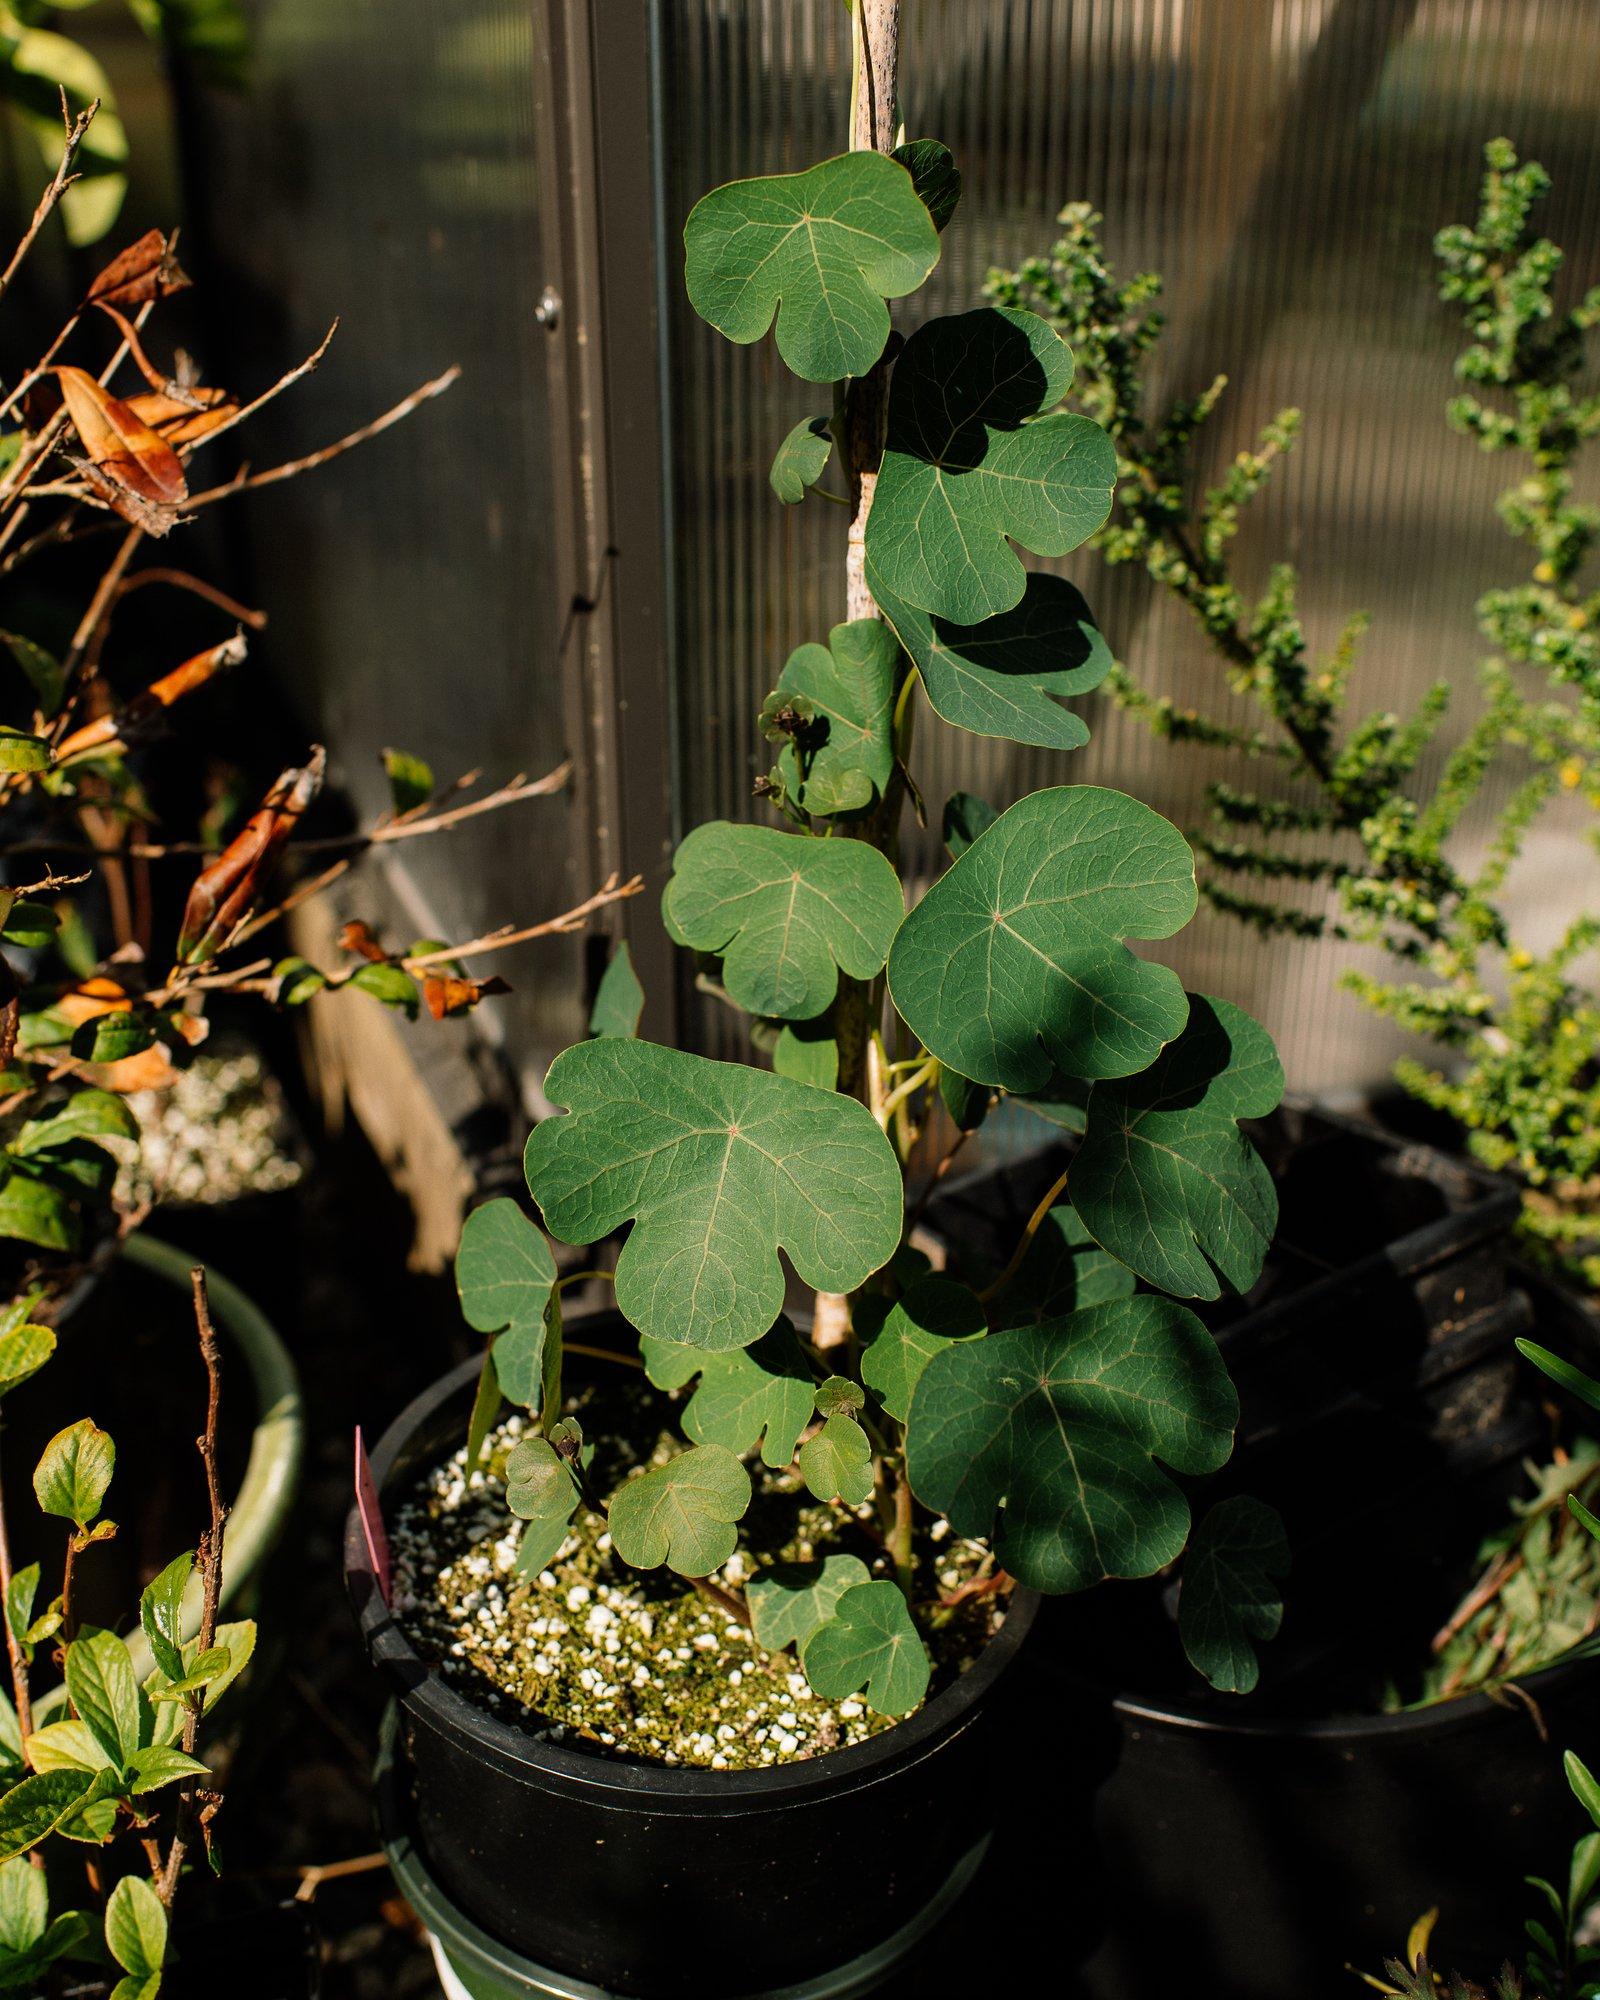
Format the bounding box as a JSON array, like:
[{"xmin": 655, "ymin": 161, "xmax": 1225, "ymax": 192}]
[{"xmin": 346, "ymin": 1335, "xmax": 1039, "ymax": 2000}]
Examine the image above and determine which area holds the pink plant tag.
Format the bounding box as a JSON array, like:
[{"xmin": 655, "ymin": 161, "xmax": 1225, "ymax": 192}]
[{"xmin": 354, "ymin": 1426, "xmax": 391, "ymax": 1605}]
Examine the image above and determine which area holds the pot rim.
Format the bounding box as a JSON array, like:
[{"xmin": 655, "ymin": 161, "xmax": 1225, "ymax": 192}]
[{"xmin": 345, "ymin": 1327, "xmax": 1038, "ymax": 1807}]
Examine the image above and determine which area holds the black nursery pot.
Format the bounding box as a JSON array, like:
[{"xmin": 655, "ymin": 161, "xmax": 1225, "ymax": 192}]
[{"xmin": 345, "ymin": 1333, "xmax": 1039, "ymax": 2000}]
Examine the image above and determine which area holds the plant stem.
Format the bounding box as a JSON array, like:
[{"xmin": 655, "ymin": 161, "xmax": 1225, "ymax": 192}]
[
  {"xmin": 0, "ymin": 1443, "xmax": 31, "ymax": 1743},
  {"xmin": 888, "ymin": 1460, "xmax": 915, "ymax": 1600},
  {"xmin": 978, "ymin": 1163, "xmax": 1074, "ymax": 1303}
]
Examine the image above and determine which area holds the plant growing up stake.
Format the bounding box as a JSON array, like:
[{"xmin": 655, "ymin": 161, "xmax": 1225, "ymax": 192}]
[{"xmin": 453, "ymin": 0, "xmax": 1289, "ymax": 1721}]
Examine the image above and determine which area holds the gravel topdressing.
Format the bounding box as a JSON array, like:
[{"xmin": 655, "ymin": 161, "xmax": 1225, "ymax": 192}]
[{"xmin": 389, "ymin": 1388, "xmax": 1004, "ymax": 1770}]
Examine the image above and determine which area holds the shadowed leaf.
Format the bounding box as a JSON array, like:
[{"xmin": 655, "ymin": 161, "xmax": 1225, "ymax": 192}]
[
  {"xmin": 1179, "ymin": 1496, "xmax": 1289, "ymax": 1694},
  {"xmin": 801, "ymin": 1580, "xmax": 929, "ymax": 1717}
]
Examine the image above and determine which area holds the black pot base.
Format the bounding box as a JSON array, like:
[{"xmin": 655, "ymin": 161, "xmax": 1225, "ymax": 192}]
[{"xmin": 378, "ymin": 1705, "xmax": 988, "ymax": 2000}]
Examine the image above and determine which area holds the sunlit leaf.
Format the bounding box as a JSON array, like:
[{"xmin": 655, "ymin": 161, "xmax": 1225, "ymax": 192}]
[
  {"xmin": 774, "ymin": 620, "xmax": 898, "ymax": 816},
  {"xmin": 801, "ymin": 1580, "xmax": 929, "ymax": 1717},
  {"xmin": 747, "ymin": 1554, "xmax": 871, "ymax": 1653},
  {"xmin": 607, "ymin": 1444, "xmax": 751, "ymax": 1578},
  {"xmin": 33, "ymin": 1421, "xmax": 113, "ymax": 1529},
  {"xmin": 798, "ymin": 1413, "xmax": 873, "ymax": 1505}
]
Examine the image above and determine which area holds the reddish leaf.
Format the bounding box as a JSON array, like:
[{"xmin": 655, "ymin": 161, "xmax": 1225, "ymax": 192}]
[
  {"xmin": 338, "ymin": 920, "xmax": 387, "ymax": 964},
  {"xmin": 125, "ymin": 389, "xmax": 237, "ymax": 449},
  {"xmin": 83, "ymin": 230, "xmax": 190, "ymax": 311},
  {"xmin": 55, "ymin": 367, "xmax": 187, "ymax": 532},
  {"xmin": 422, "ymin": 972, "xmax": 509, "ymax": 1021},
  {"xmin": 55, "ymin": 635, "xmax": 248, "ymax": 765},
  {"xmin": 177, "ymin": 747, "xmax": 326, "ymax": 964}
]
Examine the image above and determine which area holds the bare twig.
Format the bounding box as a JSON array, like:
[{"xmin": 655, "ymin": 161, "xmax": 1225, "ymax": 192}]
[
  {"xmin": 0, "ymin": 98, "xmax": 96, "ymax": 307},
  {"xmin": 396, "ymin": 875, "xmax": 645, "ymax": 970},
  {"xmin": 114, "ymin": 568, "xmax": 268, "ymax": 630}
]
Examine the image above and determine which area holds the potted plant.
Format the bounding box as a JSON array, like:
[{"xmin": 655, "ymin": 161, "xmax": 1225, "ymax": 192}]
[{"xmin": 348, "ymin": 10, "xmax": 1301, "ymax": 1995}]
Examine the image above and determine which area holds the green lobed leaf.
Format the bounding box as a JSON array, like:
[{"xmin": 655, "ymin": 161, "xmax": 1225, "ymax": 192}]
[
  {"xmin": 890, "ymin": 138, "xmax": 962, "ymax": 232},
  {"xmin": 800, "ymin": 1580, "xmax": 930, "ymax": 1717},
  {"xmin": 798, "ymin": 1414, "xmax": 873, "ymax": 1506},
  {"xmin": 664, "ymin": 822, "xmax": 903, "ymax": 1021},
  {"xmin": 770, "ymin": 416, "xmax": 833, "ymax": 505},
  {"xmin": 105, "ymin": 1873, "xmax": 166, "ymax": 1978},
  {"xmin": 873, "ymin": 569, "xmax": 1110, "ymax": 751},
  {"xmin": 1178, "ymin": 1495, "xmax": 1290, "ymax": 1694},
  {"xmin": 990, "ymin": 1206, "xmax": 1133, "ymax": 1330},
  {"xmin": 1073, "ymin": 995, "xmax": 1283, "ymax": 1300},
  {"xmin": 905, "ymin": 1296, "xmax": 1238, "ymax": 1592},
  {"xmin": 861, "ymin": 1276, "xmax": 986, "ymax": 1422},
  {"xmin": 814, "ymin": 1376, "xmax": 865, "ymax": 1417},
  {"xmin": 683, "ymin": 151, "xmax": 939, "ymax": 383},
  {"xmin": 774, "ymin": 620, "xmax": 898, "ymax": 816},
  {"xmin": 524, "ymin": 1041, "xmax": 902, "ymax": 1351},
  {"xmin": 455, "ymin": 1198, "xmax": 559, "ymax": 1413},
  {"xmin": 139, "ymin": 1553, "xmax": 193, "ymax": 1686},
  {"xmin": 888, "ymin": 786, "xmax": 1196, "ymax": 1090},
  {"xmin": 641, "ymin": 1319, "xmax": 814, "ymax": 1469},
  {"xmin": 504, "ymin": 1437, "xmax": 580, "ymax": 1576},
  {"xmin": 0, "ymin": 1325, "xmax": 52, "ymax": 1401},
  {"xmin": 865, "ymin": 307, "xmax": 1117, "ymax": 624},
  {"xmin": 64, "ymin": 1629, "xmax": 141, "ymax": 1766},
  {"xmin": 607, "ymin": 1443, "xmax": 751, "ymax": 1578},
  {"xmin": 589, "ymin": 941, "xmax": 645, "ymax": 1039},
  {"xmin": 772, "ymin": 1019, "xmax": 838, "ymax": 1090},
  {"xmin": 747, "ymin": 1554, "xmax": 871, "ymax": 1653},
  {"xmin": 33, "ymin": 1420, "xmax": 113, "ymax": 1528}
]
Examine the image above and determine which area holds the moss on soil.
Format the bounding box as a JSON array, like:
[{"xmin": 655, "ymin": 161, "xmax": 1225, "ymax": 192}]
[{"xmin": 390, "ymin": 1381, "xmax": 1003, "ymax": 1769}]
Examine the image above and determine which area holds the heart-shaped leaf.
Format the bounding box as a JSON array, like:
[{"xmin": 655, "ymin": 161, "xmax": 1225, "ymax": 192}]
[
  {"xmin": 1178, "ymin": 1495, "xmax": 1289, "ymax": 1695},
  {"xmin": 1073, "ymin": 995, "xmax": 1284, "ymax": 1300},
  {"xmin": 664, "ymin": 822, "xmax": 902, "ymax": 1020},
  {"xmin": 990, "ymin": 1206, "xmax": 1133, "ymax": 1330},
  {"xmin": 455, "ymin": 1198, "xmax": 559, "ymax": 1411},
  {"xmin": 798, "ymin": 1413, "xmax": 873, "ymax": 1505},
  {"xmin": 588, "ymin": 941, "xmax": 645, "ymax": 1039},
  {"xmin": 775, "ymin": 620, "xmax": 898, "ymax": 816},
  {"xmin": 873, "ymin": 569, "xmax": 1110, "ymax": 751},
  {"xmin": 887, "ymin": 786, "xmax": 1196, "ymax": 1090},
  {"xmin": 861, "ymin": 1276, "xmax": 985, "ymax": 1422},
  {"xmin": 683, "ymin": 152, "xmax": 939, "ymax": 383},
  {"xmin": 525, "ymin": 1041, "xmax": 902, "ymax": 1350},
  {"xmin": 801, "ymin": 1580, "xmax": 929, "ymax": 1717},
  {"xmin": 865, "ymin": 308, "xmax": 1117, "ymax": 624},
  {"xmin": 770, "ymin": 416, "xmax": 833, "ymax": 504},
  {"xmin": 747, "ymin": 1554, "xmax": 871, "ymax": 1653},
  {"xmin": 905, "ymin": 1296, "xmax": 1237, "ymax": 1592},
  {"xmin": 641, "ymin": 1320, "xmax": 815, "ymax": 1469},
  {"xmin": 503, "ymin": 1437, "xmax": 580, "ymax": 1576},
  {"xmin": 607, "ymin": 1444, "xmax": 751, "ymax": 1578}
]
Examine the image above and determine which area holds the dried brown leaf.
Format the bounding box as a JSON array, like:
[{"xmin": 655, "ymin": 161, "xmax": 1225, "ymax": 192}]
[
  {"xmin": 55, "ymin": 366, "xmax": 187, "ymax": 531},
  {"xmin": 177, "ymin": 747, "xmax": 326, "ymax": 963},
  {"xmin": 83, "ymin": 229, "xmax": 190, "ymax": 312},
  {"xmin": 422, "ymin": 971, "xmax": 510, "ymax": 1020}
]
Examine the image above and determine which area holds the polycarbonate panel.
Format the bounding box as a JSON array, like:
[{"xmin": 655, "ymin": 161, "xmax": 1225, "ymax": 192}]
[{"xmin": 660, "ymin": 0, "xmax": 1600, "ymax": 1090}]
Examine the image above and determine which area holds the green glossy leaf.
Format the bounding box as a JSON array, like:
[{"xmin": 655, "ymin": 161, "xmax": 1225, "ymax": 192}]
[
  {"xmin": 641, "ymin": 1319, "xmax": 814, "ymax": 1469},
  {"xmin": 0, "ymin": 632, "xmax": 63, "ymax": 718},
  {"xmin": 991, "ymin": 1206, "xmax": 1133, "ymax": 1330},
  {"xmin": 890, "ymin": 138, "xmax": 961, "ymax": 231},
  {"xmin": 33, "ymin": 1420, "xmax": 113, "ymax": 1528},
  {"xmin": 888, "ymin": 786, "xmax": 1196, "ymax": 1090},
  {"xmin": 0, "ymin": 904, "xmax": 56, "ymax": 951},
  {"xmin": 2, "ymin": 1569, "xmax": 36, "ymax": 1658},
  {"xmin": 607, "ymin": 1444, "xmax": 750, "ymax": 1578},
  {"xmin": 147, "ymin": 1646, "xmax": 231, "ymax": 1702},
  {"xmin": 942, "ymin": 791, "xmax": 997, "ymax": 859},
  {"xmin": 24, "ymin": 1721, "xmax": 110, "ymax": 1774},
  {"xmin": 349, "ymin": 962, "xmax": 419, "ymax": 1017},
  {"xmin": 139, "ymin": 1553, "xmax": 193, "ymax": 1687},
  {"xmin": 865, "ymin": 308, "xmax": 1117, "ymax": 624},
  {"xmin": 589, "ymin": 941, "xmax": 645, "ymax": 1039},
  {"xmin": 798, "ymin": 1414, "xmax": 873, "ymax": 1506},
  {"xmin": 0, "ymin": 1168, "xmax": 78, "ymax": 1251},
  {"xmin": 64, "ymin": 1629, "xmax": 140, "ymax": 1765},
  {"xmin": 1178, "ymin": 1495, "xmax": 1289, "ymax": 1695},
  {"xmin": 770, "ymin": 416, "xmax": 833, "ymax": 505},
  {"xmin": 874, "ymin": 570, "xmax": 1109, "ymax": 751},
  {"xmin": 525, "ymin": 1041, "xmax": 902, "ymax": 1350},
  {"xmin": 772, "ymin": 1019, "xmax": 838, "ymax": 1090},
  {"xmin": 509, "ymin": 1451, "xmax": 578, "ymax": 1577},
  {"xmin": 0, "ymin": 1325, "xmax": 52, "ymax": 1401},
  {"xmin": 69, "ymin": 1012, "xmax": 154, "ymax": 1064},
  {"xmin": 1569, "ymin": 1750, "xmax": 1600, "ymax": 1834},
  {"xmin": 664, "ymin": 823, "xmax": 902, "ymax": 1021},
  {"xmin": 774, "ymin": 620, "xmax": 897, "ymax": 816},
  {"xmin": 905, "ymin": 1296, "xmax": 1237, "ymax": 1592},
  {"xmin": 1517, "ymin": 1340, "xmax": 1600, "ymax": 1418},
  {"xmin": 683, "ymin": 151, "xmax": 939, "ymax": 383},
  {"xmin": 15, "ymin": 1088, "xmax": 138, "ymax": 1156},
  {"xmin": 0, "ymin": 1770, "xmax": 110, "ymax": 1861},
  {"xmin": 861, "ymin": 1276, "xmax": 985, "ymax": 1422},
  {"xmin": 381, "ymin": 747, "xmax": 433, "ymax": 815},
  {"xmin": 105, "ymin": 1873, "xmax": 166, "ymax": 1978},
  {"xmin": 801, "ymin": 1580, "xmax": 929, "ymax": 1717},
  {"xmin": 146, "ymin": 1621, "xmax": 255, "ymax": 1746},
  {"xmin": 126, "ymin": 1745, "xmax": 208, "ymax": 1796},
  {"xmin": 455, "ymin": 1197, "xmax": 559, "ymax": 1413},
  {"xmin": 1074, "ymin": 995, "xmax": 1284, "ymax": 1300},
  {"xmin": 272, "ymin": 956, "xmax": 326, "ymax": 1006},
  {"xmin": 0, "ymin": 1855, "xmax": 44, "ymax": 1952},
  {"xmin": 747, "ymin": 1554, "xmax": 871, "ymax": 1653}
]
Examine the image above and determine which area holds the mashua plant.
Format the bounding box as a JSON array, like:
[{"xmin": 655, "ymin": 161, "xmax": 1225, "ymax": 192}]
[
  {"xmin": 452, "ymin": 2, "xmax": 1288, "ymax": 1722},
  {"xmin": 989, "ymin": 140, "xmax": 1600, "ymax": 1285}
]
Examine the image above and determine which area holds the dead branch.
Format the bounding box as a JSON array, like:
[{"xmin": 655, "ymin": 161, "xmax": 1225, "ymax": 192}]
[{"xmin": 0, "ymin": 97, "xmax": 97, "ymax": 307}]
